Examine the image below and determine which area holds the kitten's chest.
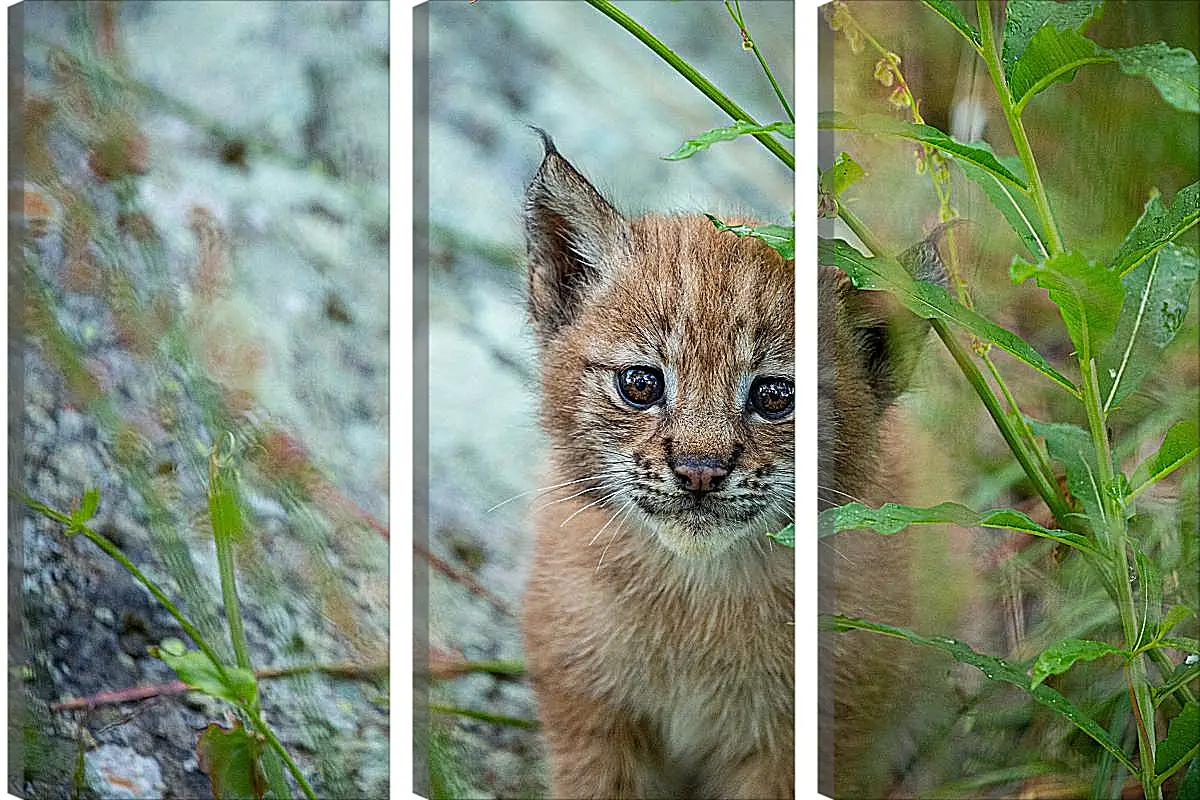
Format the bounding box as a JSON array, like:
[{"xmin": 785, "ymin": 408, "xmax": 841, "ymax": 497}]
[{"xmin": 593, "ymin": 548, "xmax": 795, "ymax": 755}]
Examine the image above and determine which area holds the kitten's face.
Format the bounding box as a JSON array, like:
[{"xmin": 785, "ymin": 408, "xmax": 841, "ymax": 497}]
[{"xmin": 526, "ymin": 144, "xmax": 793, "ymax": 558}]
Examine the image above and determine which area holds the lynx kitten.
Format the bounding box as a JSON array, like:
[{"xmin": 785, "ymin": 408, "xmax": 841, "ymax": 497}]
[
  {"xmin": 520, "ymin": 133, "xmax": 936, "ymax": 799},
  {"xmin": 521, "ymin": 134, "xmax": 794, "ymax": 799}
]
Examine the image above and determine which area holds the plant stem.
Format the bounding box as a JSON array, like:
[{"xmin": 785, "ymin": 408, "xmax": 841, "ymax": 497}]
[
  {"xmin": 248, "ymin": 711, "xmax": 318, "ymax": 800},
  {"xmin": 69, "ymin": 522, "xmax": 233, "ymax": 688},
  {"xmin": 586, "ymin": 0, "xmax": 794, "ymax": 171},
  {"xmin": 835, "ymin": 203, "xmax": 1073, "ymax": 525},
  {"xmin": 208, "ymin": 450, "xmax": 255, "ymax": 683},
  {"xmin": 974, "ymin": 0, "xmax": 1064, "ymax": 256},
  {"xmin": 1081, "ymin": 358, "xmax": 1161, "ymax": 798},
  {"xmin": 724, "ymin": 0, "xmax": 793, "ymax": 122},
  {"xmin": 429, "ymin": 704, "xmax": 539, "ymax": 730}
]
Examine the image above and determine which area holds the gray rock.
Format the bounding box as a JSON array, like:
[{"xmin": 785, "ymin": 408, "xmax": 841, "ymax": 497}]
[{"xmin": 85, "ymin": 744, "xmax": 165, "ymax": 799}]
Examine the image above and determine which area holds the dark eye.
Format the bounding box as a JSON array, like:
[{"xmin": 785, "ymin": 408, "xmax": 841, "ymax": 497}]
[
  {"xmin": 616, "ymin": 367, "xmax": 665, "ymax": 409},
  {"xmin": 749, "ymin": 376, "xmax": 794, "ymax": 420}
]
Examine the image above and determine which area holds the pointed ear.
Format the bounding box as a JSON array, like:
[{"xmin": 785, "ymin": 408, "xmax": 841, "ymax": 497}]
[
  {"xmin": 524, "ymin": 131, "xmax": 629, "ymax": 341},
  {"xmin": 842, "ymin": 228, "xmax": 950, "ymax": 405}
]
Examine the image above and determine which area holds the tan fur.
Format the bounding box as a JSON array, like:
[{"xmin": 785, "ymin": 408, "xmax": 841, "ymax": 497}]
[
  {"xmin": 523, "ymin": 141, "xmax": 794, "ymax": 798},
  {"xmin": 522, "ymin": 139, "xmax": 932, "ymax": 799}
]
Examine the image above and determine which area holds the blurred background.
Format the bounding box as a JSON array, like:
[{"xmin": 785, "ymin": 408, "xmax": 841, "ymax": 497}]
[
  {"xmin": 13, "ymin": 2, "xmax": 388, "ymax": 797},
  {"xmin": 823, "ymin": 1, "xmax": 1198, "ymax": 796},
  {"xmin": 420, "ymin": 1, "xmax": 793, "ymax": 796}
]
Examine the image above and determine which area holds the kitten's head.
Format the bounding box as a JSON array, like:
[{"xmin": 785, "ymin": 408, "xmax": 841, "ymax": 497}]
[{"xmin": 524, "ymin": 135, "xmax": 794, "ymax": 559}]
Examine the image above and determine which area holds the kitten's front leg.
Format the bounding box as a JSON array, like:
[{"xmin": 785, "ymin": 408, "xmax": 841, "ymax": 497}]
[{"xmin": 534, "ymin": 680, "xmax": 676, "ymax": 799}]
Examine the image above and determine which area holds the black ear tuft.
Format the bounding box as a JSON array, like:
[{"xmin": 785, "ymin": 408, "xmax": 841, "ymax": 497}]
[{"xmin": 524, "ymin": 132, "xmax": 629, "ymax": 342}]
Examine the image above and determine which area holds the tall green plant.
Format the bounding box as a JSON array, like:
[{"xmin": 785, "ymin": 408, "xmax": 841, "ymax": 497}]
[{"xmin": 818, "ymin": 2, "xmax": 1198, "ymax": 796}]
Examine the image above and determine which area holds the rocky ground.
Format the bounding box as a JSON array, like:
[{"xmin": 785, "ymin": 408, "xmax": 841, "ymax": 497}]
[
  {"xmin": 422, "ymin": 2, "xmax": 793, "ymax": 797},
  {"xmin": 14, "ymin": 2, "xmax": 388, "ymax": 798}
]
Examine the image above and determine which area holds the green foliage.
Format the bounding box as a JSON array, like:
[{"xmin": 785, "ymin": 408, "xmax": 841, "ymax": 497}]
[
  {"xmin": 196, "ymin": 722, "xmax": 267, "ymax": 800},
  {"xmin": 819, "ymin": 500, "xmax": 1093, "ymax": 552},
  {"xmin": 1030, "ymin": 638, "xmax": 1127, "ymax": 689},
  {"xmin": 705, "ymin": 215, "xmax": 794, "ymax": 260},
  {"xmin": 819, "ymin": 238, "xmax": 1079, "ymax": 394},
  {"xmin": 822, "ymin": 0, "xmax": 1199, "ymax": 795},
  {"xmin": 664, "ymin": 120, "xmax": 793, "ymax": 161}
]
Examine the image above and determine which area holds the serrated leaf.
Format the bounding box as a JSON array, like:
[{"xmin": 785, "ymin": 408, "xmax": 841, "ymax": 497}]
[
  {"xmin": 1111, "ymin": 183, "xmax": 1200, "ymax": 277},
  {"xmin": 1010, "ymin": 27, "xmax": 1114, "ymax": 113},
  {"xmin": 821, "ymin": 238, "xmax": 1079, "ymax": 395},
  {"xmin": 1011, "ymin": 251, "xmax": 1124, "ymax": 363},
  {"xmin": 956, "ymin": 145, "xmax": 1048, "ymax": 259},
  {"xmin": 707, "ymin": 215, "xmax": 794, "ymax": 260},
  {"xmin": 821, "ymin": 615, "xmax": 1137, "ymax": 773},
  {"xmin": 1002, "ymin": 0, "xmax": 1105, "ymax": 80},
  {"xmin": 664, "ymin": 120, "xmax": 794, "ymax": 161},
  {"xmin": 818, "ymin": 500, "xmax": 1095, "ymax": 552},
  {"xmin": 197, "ymin": 721, "xmax": 266, "ymax": 800},
  {"xmin": 1099, "ymin": 245, "xmax": 1200, "ymax": 412},
  {"xmin": 819, "ymin": 152, "xmax": 864, "ymax": 196},
  {"xmin": 1030, "ymin": 638, "xmax": 1127, "ymax": 689},
  {"xmin": 1156, "ymin": 703, "xmax": 1200, "ymax": 781},
  {"xmin": 1129, "ymin": 420, "xmax": 1200, "ymax": 499},
  {"xmin": 1114, "ymin": 43, "xmax": 1200, "ymax": 114},
  {"xmin": 768, "ymin": 523, "xmax": 794, "ymax": 547},
  {"xmin": 818, "ymin": 112, "xmax": 1026, "ymax": 189},
  {"xmin": 1158, "ymin": 606, "xmax": 1198, "ymax": 641},
  {"xmin": 920, "ymin": 0, "xmax": 980, "ymax": 47},
  {"xmin": 159, "ymin": 649, "xmax": 257, "ymax": 706},
  {"xmin": 1027, "ymin": 419, "xmax": 1105, "ymax": 536}
]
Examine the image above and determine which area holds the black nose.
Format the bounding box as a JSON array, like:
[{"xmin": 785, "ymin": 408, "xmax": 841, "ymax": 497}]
[{"xmin": 673, "ymin": 457, "xmax": 729, "ymax": 494}]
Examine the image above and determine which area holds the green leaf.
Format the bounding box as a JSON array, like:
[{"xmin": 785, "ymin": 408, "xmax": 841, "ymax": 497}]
[
  {"xmin": 821, "ymin": 238, "xmax": 1079, "ymax": 396},
  {"xmin": 768, "ymin": 523, "xmax": 794, "ymax": 547},
  {"xmin": 956, "ymin": 146, "xmax": 1048, "ymax": 259},
  {"xmin": 818, "ymin": 500, "xmax": 1095, "ymax": 552},
  {"xmin": 76, "ymin": 489, "xmax": 100, "ymax": 524},
  {"xmin": 208, "ymin": 459, "xmax": 247, "ymax": 547},
  {"xmin": 1156, "ymin": 703, "xmax": 1200, "ymax": 782},
  {"xmin": 1110, "ymin": 183, "xmax": 1200, "ymax": 277},
  {"xmin": 1027, "ymin": 419, "xmax": 1105, "ymax": 535},
  {"xmin": 1099, "ymin": 245, "xmax": 1200, "ymax": 412},
  {"xmin": 818, "ymin": 112, "xmax": 1027, "ymax": 189},
  {"xmin": 1162, "ymin": 637, "xmax": 1200, "ymax": 656},
  {"xmin": 1009, "ymin": 27, "xmax": 1114, "ymax": 113},
  {"xmin": 1180, "ymin": 755, "xmax": 1200, "ymax": 800},
  {"xmin": 1011, "ymin": 251, "xmax": 1124, "ymax": 363},
  {"xmin": 707, "ymin": 215, "xmax": 794, "ymax": 260},
  {"xmin": 1030, "ymin": 638, "xmax": 1127, "ymax": 689},
  {"xmin": 819, "ymin": 152, "xmax": 865, "ymax": 196},
  {"xmin": 1158, "ymin": 605, "xmax": 1198, "ymax": 641},
  {"xmin": 1133, "ymin": 540, "xmax": 1164, "ymax": 649},
  {"xmin": 821, "ymin": 615, "xmax": 1137, "ymax": 773},
  {"xmin": 158, "ymin": 649, "xmax": 257, "ymax": 706},
  {"xmin": 1113, "ymin": 43, "xmax": 1200, "ymax": 114},
  {"xmin": 196, "ymin": 721, "xmax": 266, "ymax": 799},
  {"xmin": 1156, "ymin": 657, "xmax": 1200, "ymax": 707},
  {"xmin": 1002, "ymin": 0, "xmax": 1104, "ymax": 80},
  {"xmin": 920, "ymin": 0, "xmax": 980, "ymax": 48},
  {"xmin": 664, "ymin": 120, "xmax": 794, "ymax": 161},
  {"xmin": 1129, "ymin": 420, "xmax": 1200, "ymax": 499}
]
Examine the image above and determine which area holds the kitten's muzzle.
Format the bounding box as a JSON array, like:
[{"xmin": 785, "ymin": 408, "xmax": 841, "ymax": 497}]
[{"xmin": 672, "ymin": 457, "xmax": 729, "ymax": 495}]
